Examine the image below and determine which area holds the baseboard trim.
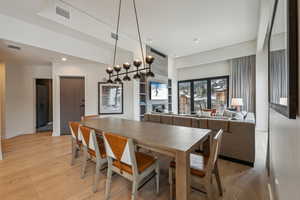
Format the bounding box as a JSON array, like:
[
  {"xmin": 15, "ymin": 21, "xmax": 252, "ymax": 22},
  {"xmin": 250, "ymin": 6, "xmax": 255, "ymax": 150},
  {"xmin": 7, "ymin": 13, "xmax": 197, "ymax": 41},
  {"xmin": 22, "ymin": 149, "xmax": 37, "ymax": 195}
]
[
  {"xmin": 219, "ymin": 155, "xmax": 254, "ymax": 167},
  {"xmin": 195, "ymin": 149, "xmax": 255, "ymax": 167}
]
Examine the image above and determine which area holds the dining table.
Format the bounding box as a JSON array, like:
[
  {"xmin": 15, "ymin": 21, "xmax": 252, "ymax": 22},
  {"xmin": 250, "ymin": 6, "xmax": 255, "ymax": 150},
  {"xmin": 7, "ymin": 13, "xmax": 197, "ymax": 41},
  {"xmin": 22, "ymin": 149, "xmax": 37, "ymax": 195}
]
[{"xmin": 80, "ymin": 117, "xmax": 211, "ymax": 200}]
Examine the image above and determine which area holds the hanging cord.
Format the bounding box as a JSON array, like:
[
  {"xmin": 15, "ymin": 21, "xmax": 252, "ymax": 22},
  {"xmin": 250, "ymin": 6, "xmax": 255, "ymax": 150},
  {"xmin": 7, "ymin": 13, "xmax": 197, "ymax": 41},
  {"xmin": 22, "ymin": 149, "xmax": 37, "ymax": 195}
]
[
  {"xmin": 113, "ymin": 0, "xmax": 122, "ymax": 66},
  {"xmin": 133, "ymin": 0, "xmax": 146, "ymax": 68}
]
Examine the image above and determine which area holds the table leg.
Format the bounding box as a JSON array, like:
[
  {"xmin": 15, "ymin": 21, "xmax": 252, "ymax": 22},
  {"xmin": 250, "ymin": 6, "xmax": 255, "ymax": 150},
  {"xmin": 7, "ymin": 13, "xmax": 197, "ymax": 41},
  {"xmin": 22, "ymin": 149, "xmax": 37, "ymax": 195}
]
[{"xmin": 176, "ymin": 150, "xmax": 190, "ymax": 200}]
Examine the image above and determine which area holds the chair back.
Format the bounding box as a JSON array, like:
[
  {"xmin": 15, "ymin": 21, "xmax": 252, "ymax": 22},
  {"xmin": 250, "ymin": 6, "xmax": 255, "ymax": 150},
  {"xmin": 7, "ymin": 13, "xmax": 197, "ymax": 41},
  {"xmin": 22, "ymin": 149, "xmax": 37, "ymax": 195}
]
[
  {"xmin": 205, "ymin": 129, "xmax": 223, "ymax": 173},
  {"xmin": 81, "ymin": 115, "xmax": 100, "ymax": 121},
  {"xmin": 103, "ymin": 132, "xmax": 137, "ymax": 173},
  {"xmin": 80, "ymin": 126, "xmax": 100, "ymax": 155},
  {"xmin": 69, "ymin": 122, "xmax": 81, "ymax": 142}
]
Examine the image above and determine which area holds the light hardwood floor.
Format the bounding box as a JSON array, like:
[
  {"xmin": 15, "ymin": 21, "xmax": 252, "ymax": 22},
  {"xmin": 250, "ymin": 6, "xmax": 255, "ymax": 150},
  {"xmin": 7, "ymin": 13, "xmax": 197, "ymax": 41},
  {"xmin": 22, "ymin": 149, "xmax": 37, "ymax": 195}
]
[{"xmin": 0, "ymin": 131, "xmax": 269, "ymax": 200}]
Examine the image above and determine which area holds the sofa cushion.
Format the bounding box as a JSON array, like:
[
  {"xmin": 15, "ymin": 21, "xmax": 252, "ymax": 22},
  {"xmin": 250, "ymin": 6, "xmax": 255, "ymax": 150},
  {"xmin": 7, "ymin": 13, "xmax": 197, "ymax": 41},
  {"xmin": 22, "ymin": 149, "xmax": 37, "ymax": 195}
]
[
  {"xmin": 144, "ymin": 114, "xmax": 150, "ymax": 121},
  {"xmin": 149, "ymin": 114, "xmax": 161, "ymax": 123},
  {"xmin": 191, "ymin": 118, "xmax": 199, "ymax": 128},
  {"xmin": 160, "ymin": 115, "xmax": 173, "ymax": 125},
  {"xmin": 199, "ymin": 119, "xmax": 209, "ymax": 129},
  {"xmin": 173, "ymin": 116, "xmax": 192, "ymax": 127},
  {"xmin": 207, "ymin": 120, "xmax": 229, "ymax": 132},
  {"xmin": 200, "ymin": 111, "xmax": 212, "ymax": 117}
]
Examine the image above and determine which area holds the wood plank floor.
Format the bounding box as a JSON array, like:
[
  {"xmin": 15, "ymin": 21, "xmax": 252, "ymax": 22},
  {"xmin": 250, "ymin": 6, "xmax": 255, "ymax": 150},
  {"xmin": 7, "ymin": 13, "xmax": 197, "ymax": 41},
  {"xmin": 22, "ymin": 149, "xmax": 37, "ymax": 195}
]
[{"xmin": 0, "ymin": 132, "xmax": 269, "ymax": 200}]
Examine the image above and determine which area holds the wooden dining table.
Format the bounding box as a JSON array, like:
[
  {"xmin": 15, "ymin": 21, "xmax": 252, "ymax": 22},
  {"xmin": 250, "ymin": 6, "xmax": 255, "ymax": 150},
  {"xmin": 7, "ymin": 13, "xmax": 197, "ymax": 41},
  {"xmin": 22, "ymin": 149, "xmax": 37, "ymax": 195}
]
[{"xmin": 80, "ymin": 117, "xmax": 211, "ymax": 200}]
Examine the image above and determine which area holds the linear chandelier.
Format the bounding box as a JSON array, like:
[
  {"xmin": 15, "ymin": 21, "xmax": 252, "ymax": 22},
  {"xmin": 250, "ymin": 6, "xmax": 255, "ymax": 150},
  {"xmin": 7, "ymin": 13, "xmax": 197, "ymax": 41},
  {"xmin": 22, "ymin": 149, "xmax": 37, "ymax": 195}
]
[{"xmin": 105, "ymin": 0, "xmax": 155, "ymax": 84}]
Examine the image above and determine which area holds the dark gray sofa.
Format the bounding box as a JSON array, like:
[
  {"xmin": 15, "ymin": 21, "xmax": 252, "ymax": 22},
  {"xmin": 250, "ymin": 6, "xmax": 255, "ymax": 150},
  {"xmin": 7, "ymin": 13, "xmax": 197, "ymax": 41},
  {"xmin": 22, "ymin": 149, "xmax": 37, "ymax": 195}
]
[{"xmin": 144, "ymin": 113, "xmax": 256, "ymax": 166}]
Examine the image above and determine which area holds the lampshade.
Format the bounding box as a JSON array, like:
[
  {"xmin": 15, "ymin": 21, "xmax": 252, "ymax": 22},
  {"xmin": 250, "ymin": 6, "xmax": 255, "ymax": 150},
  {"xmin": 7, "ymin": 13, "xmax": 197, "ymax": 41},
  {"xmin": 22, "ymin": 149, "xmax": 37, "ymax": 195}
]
[
  {"xmin": 279, "ymin": 97, "xmax": 288, "ymax": 105},
  {"xmin": 231, "ymin": 98, "xmax": 243, "ymax": 106}
]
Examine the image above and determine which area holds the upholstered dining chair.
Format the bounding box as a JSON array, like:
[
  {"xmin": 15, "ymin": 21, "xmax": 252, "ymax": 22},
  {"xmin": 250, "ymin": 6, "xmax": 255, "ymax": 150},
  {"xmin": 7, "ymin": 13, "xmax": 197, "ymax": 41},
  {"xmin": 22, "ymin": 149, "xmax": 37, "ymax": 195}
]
[
  {"xmin": 169, "ymin": 129, "xmax": 223, "ymax": 200},
  {"xmin": 69, "ymin": 121, "xmax": 83, "ymax": 165},
  {"xmin": 80, "ymin": 126, "xmax": 107, "ymax": 193},
  {"xmin": 103, "ymin": 132, "xmax": 160, "ymax": 200}
]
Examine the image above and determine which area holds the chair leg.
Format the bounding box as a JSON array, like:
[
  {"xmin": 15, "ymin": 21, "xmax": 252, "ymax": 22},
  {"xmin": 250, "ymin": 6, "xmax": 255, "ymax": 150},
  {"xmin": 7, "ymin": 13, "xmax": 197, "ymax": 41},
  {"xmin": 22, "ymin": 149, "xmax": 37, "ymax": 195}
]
[
  {"xmin": 81, "ymin": 147, "xmax": 88, "ymax": 179},
  {"xmin": 168, "ymin": 167, "xmax": 174, "ymax": 200},
  {"xmin": 93, "ymin": 161, "xmax": 101, "ymax": 193},
  {"xmin": 214, "ymin": 164, "xmax": 223, "ymax": 196},
  {"xmin": 75, "ymin": 146, "xmax": 79, "ymax": 158},
  {"xmin": 205, "ymin": 180, "xmax": 214, "ymax": 200},
  {"xmin": 71, "ymin": 139, "xmax": 76, "ymax": 166},
  {"xmin": 105, "ymin": 164, "xmax": 112, "ymax": 200},
  {"xmin": 155, "ymin": 162, "xmax": 160, "ymax": 195},
  {"xmin": 131, "ymin": 180, "xmax": 138, "ymax": 200}
]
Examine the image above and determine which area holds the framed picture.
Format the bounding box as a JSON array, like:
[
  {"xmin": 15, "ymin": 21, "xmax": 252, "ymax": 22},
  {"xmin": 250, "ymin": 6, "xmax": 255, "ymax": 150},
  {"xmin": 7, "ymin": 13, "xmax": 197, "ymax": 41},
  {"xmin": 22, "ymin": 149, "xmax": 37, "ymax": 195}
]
[
  {"xmin": 268, "ymin": 0, "xmax": 298, "ymax": 119},
  {"xmin": 98, "ymin": 82, "xmax": 123, "ymax": 115}
]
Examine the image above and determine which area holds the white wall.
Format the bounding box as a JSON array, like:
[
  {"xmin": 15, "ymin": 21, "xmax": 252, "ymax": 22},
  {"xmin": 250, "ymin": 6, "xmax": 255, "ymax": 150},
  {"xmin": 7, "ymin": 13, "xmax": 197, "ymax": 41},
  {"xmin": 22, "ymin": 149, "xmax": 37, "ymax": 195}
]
[
  {"xmin": 177, "ymin": 61, "xmax": 230, "ymax": 81},
  {"xmin": 255, "ymin": 49, "xmax": 269, "ymax": 131},
  {"xmin": 52, "ymin": 62, "xmax": 134, "ymax": 136},
  {"xmin": 0, "ymin": 62, "xmax": 5, "ymax": 160},
  {"xmin": 0, "ymin": 14, "xmax": 122, "ymax": 65},
  {"xmin": 175, "ymin": 40, "xmax": 256, "ymax": 69},
  {"xmin": 5, "ymin": 63, "xmax": 52, "ymax": 138},
  {"xmin": 255, "ymin": 0, "xmax": 274, "ymax": 132},
  {"xmin": 255, "ymin": 33, "xmax": 285, "ymax": 132},
  {"xmin": 257, "ymin": 0, "xmax": 273, "ymax": 51}
]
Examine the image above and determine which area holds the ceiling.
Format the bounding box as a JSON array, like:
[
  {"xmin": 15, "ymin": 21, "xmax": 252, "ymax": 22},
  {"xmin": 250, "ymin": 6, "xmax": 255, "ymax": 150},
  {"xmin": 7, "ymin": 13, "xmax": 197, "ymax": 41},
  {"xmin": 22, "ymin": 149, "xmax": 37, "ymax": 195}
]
[
  {"xmin": 0, "ymin": 39, "xmax": 98, "ymax": 65},
  {"xmin": 62, "ymin": 0, "xmax": 261, "ymax": 57},
  {"xmin": 0, "ymin": 0, "xmax": 261, "ymax": 58}
]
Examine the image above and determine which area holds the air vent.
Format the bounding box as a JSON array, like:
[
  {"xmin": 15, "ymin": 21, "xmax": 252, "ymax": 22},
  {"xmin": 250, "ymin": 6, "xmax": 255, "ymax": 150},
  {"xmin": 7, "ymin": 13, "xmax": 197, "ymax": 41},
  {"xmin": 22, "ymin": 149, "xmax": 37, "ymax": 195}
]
[
  {"xmin": 7, "ymin": 45, "xmax": 21, "ymax": 50},
  {"xmin": 150, "ymin": 48, "xmax": 166, "ymax": 58},
  {"xmin": 56, "ymin": 6, "xmax": 70, "ymax": 19},
  {"xmin": 111, "ymin": 32, "xmax": 119, "ymax": 40}
]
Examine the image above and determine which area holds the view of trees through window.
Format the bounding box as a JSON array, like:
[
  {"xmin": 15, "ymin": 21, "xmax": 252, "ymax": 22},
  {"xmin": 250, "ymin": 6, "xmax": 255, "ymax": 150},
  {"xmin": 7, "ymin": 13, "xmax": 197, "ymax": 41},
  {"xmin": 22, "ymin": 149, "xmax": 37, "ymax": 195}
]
[
  {"xmin": 211, "ymin": 78, "xmax": 228, "ymax": 110},
  {"xmin": 178, "ymin": 82, "xmax": 191, "ymax": 114},
  {"xmin": 178, "ymin": 76, "xmax": 229, "ymax": 114},
  {"xmin": 194, "ymin": 80, "xmax": 208, "ymax": 111}
]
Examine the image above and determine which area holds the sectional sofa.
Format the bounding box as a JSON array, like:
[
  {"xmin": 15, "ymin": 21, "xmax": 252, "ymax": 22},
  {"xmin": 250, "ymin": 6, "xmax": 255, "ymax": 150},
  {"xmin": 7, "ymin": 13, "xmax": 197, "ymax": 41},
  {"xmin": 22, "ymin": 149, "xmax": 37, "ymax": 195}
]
[{"xmin": 144, "ymin": 113, "xmax": 256, "ymax": 167}]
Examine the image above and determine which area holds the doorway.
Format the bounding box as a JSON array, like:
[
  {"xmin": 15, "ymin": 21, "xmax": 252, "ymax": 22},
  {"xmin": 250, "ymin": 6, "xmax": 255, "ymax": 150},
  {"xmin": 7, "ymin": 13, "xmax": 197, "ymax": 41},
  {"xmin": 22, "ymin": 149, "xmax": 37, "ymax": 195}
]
[
  {"xmin": 60, "ymin": 77, "xmax": 85, "ymax": 135},
  {"xmin": 36, "ymin": 79, "xmax": 53, "ymax": 132}
]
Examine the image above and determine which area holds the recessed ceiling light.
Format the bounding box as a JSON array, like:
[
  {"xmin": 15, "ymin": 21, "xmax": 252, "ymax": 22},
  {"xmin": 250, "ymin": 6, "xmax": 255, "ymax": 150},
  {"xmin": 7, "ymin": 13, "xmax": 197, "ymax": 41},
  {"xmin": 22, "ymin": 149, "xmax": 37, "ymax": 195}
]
[
  {"xmin": 193, "ymin": 38, "xmax": 200, "ymax": 44},
  {"xmin": 61, "ymin": 57, "xmax": 67, "ymax": 61}
]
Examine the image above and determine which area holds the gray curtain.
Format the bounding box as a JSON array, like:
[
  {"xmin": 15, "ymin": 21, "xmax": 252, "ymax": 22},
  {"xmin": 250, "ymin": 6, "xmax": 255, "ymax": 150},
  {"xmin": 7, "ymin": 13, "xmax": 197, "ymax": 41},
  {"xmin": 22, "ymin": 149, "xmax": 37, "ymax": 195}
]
[
  {"xmin": 230, "ymin": 55, "xmax": 256, "ymax": 112},
  {"xmin": 270, "ymin": 50, "xmax": 287, "ymax": 104}
]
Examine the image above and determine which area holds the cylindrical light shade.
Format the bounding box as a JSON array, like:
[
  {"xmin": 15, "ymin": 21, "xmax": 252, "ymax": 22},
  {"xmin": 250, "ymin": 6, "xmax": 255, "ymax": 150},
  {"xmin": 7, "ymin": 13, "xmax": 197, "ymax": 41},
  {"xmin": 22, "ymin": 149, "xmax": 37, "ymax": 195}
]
[{"xmin": 231, "ymin": 98, "xmax": 243, "ymax": 106}]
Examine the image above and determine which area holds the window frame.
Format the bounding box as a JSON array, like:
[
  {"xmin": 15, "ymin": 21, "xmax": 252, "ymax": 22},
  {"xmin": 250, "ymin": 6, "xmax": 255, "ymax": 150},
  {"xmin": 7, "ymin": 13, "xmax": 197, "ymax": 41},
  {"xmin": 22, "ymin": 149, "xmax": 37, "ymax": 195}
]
[{"xmin": 178, "ymin": 75, "xmax": 230, "ymax": 114}]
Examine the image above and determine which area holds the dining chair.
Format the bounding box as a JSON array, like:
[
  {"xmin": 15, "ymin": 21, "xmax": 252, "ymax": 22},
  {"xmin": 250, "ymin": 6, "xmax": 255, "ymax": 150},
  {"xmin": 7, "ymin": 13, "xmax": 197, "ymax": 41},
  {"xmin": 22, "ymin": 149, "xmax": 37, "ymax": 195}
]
[
  {"xmin": 69, "ymin": 121, "xmax": 82, "ymax": 165},
  {"xmin": 103, "ymin": 132, "xmax": 160, "ymax": 200},
  {"xmin": 169, "ymin": 129, "xmax": 223, "ymax": 200},
  {"xmin": 80, "ymin": 126, "xmax": 107, "ymax": 193},
  {"xmin": 81, "ymin": 115, "xmax": 100, "ymax": 121}
]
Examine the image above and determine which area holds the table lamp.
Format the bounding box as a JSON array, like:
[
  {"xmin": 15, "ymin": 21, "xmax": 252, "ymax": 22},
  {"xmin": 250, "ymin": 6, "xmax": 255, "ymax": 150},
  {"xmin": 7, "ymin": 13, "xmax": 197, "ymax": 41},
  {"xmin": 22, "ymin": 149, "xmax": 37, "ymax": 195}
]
[{"xmin": 231, "ymin": 98, "xmax": 243, "ymax": 112}]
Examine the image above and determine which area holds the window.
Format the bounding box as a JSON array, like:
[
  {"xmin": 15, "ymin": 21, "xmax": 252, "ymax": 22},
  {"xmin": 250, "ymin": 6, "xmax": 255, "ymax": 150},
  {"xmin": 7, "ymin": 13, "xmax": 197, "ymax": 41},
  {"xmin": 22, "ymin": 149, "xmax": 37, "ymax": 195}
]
[
  {"xmin": 178, "ymin": 76, "xmax": 229, "ymax": 114},
  {"xmin": 178, "ymin": 82, "xmax": 191, "ymax": 114},
  {"xmin": 210, "ymin": 77, "xmax": 228, "ymax": 109},
  {"xmin": 194, "ymin": 80, "xmax": 208, "ymax": 112}
]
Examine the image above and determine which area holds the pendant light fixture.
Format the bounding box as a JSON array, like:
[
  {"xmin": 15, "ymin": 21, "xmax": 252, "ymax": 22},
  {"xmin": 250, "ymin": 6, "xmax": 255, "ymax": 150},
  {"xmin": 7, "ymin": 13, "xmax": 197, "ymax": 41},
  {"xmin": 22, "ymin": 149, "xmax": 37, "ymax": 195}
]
[{"xmin": 105, "ymin": 0, "xmax": 155, "ymax": 84}]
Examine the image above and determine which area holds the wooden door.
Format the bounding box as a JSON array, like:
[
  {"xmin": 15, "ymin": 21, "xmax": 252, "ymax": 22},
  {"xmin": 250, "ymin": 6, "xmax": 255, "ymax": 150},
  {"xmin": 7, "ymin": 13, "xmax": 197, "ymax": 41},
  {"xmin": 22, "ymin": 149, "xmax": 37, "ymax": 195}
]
[{"xmin": 60, "ymin": 77, "xmax": 85, "ymax": 135}]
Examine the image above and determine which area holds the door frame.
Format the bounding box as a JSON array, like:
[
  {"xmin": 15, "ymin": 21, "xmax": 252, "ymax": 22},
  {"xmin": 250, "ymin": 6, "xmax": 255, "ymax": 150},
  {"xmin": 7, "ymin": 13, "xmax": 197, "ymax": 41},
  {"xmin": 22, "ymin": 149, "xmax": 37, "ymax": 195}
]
[
  {"xmin": 34, "ymin": 78, "xmax": 53, "ymax": 132},
  {"xmin": 59, "ymin": 76, "xmax": 85, "ymax": 135}
]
